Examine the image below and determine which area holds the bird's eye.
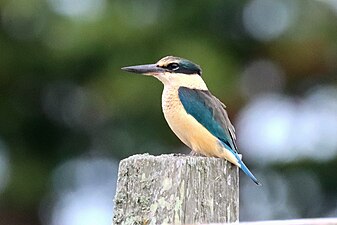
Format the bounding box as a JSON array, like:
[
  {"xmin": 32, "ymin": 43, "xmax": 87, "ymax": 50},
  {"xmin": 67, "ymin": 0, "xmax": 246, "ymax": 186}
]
[{"xmin": 166, "ymin": 63, "xmax": 179, "ymax": 71}]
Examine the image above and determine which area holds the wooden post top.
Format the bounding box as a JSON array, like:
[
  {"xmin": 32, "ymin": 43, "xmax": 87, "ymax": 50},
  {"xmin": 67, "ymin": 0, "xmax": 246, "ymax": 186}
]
[{"xmin": 113, "ymin": 153, "xmax": 239, "ymax": 225}]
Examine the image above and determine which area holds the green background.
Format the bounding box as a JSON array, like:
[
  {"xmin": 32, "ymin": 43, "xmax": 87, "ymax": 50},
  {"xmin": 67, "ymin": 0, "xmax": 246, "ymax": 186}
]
[{"xmin": 1, "ymin": 0, "xmax": 337, "ymax": 224}]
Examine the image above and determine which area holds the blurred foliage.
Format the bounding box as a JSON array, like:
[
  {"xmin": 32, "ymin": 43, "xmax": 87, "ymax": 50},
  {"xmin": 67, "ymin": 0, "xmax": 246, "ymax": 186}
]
[{"xmin": 0, "ymin": 0, "xmax": 337, "ymax": 224}]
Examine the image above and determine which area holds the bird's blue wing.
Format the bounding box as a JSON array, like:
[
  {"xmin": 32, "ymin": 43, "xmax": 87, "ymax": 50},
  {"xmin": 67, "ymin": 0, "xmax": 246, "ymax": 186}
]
[
  {"xmin": 178, "ymin": 87, "xmax": 237, "ymax": 152},
  {"xmin": 178, "ymin": 87, "xmax": 261, "ymax": 185}
]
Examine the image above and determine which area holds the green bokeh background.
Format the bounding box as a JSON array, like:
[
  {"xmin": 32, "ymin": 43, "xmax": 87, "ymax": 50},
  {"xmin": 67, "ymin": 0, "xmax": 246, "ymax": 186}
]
[{"xmin": 1, "ymin": 0, "xmax": 337, "ymax": 224}]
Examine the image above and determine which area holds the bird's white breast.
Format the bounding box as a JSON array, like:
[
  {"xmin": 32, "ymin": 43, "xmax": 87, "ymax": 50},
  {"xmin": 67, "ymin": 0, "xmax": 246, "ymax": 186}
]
[{"xmin": 161, "ymin": 86, "xmax": 221, "ymax": 156}]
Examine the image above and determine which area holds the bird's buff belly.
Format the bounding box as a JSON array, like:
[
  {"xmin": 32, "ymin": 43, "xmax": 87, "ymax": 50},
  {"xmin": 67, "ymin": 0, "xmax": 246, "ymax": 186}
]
[{"xmin": 163, "ymin": 106, "xmax": 221, "ymax": 157}]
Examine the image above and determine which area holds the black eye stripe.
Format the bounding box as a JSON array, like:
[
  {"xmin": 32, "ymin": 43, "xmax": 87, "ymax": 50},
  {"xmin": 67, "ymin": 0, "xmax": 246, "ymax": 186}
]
[
  {"xmin": 159, "ymin": 61, "xmax": 202, "ymax": 76},
  {"xmin": 166, "ymin": 63, "xmax": 179, "ymax": 70}
]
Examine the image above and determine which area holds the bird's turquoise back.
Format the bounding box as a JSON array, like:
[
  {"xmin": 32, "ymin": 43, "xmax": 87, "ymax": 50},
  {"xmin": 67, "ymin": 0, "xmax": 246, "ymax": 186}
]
[
  {"xmin": 178, "ymin": 87, "xmax": 261, "ymax": 185},
  {"xmin": 178, "ymin": 87, "xmax": 236, "ymax": 152}
]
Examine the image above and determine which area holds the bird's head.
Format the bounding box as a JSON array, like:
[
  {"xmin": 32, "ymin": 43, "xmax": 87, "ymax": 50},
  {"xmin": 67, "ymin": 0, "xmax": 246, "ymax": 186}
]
[{"xmin": 122, "ymin": 56, "xmax": 206, "ymax": 88}]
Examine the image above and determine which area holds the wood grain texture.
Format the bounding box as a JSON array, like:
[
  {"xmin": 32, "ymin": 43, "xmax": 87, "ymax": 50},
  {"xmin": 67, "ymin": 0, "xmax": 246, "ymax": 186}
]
[{"xmin": 112, "ymin": 153, "xmax": 239, "ymax": 225}]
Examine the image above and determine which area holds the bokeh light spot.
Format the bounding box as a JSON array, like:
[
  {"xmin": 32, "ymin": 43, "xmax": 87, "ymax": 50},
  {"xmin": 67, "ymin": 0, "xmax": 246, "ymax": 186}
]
[
  {"xmin": 237, "ymin": 85, "xmax": 337, "ymax": 164},
  {"xmin": 240, "ymin": 59, "xmax": 285, "ymax": 98},
  {"xmin": 242, "ymin": 0, "xmax": 295, "ymax": 41},
  {"xmin": 48, "ymin": 0, "xmax": 106, "ymax": 21},
  {"xmin": 41, "ymin": 157, "xmax": 118, "ymax": 225},
  {"xmin": 0, "ymin": 139, "xmax": 10, "ymax": 194}
]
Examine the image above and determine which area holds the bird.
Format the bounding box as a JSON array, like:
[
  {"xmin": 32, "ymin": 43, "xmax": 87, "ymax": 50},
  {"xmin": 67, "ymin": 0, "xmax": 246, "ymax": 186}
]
[{"xmin": 122, "ymin": 56, "xmax": 260, "ymax": 185}]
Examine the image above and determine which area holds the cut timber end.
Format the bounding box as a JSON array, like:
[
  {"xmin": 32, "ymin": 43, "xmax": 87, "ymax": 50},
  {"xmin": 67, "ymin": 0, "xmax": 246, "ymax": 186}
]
[{"xmin": 112, "ymin": 153, "xmax": 239, "ymax": 225}]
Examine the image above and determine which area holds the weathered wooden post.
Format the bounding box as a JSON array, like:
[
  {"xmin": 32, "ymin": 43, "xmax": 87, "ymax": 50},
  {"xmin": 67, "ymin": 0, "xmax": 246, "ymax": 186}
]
[{"xmin": 112, "ymin": 153, "xmax": 239, "ymax": 225}]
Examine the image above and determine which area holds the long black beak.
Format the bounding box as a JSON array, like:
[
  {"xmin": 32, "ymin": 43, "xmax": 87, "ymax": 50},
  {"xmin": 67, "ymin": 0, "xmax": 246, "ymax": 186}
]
[{"xmin": 121, "ymin": 64, "xmax": 165, "ymax": 75}]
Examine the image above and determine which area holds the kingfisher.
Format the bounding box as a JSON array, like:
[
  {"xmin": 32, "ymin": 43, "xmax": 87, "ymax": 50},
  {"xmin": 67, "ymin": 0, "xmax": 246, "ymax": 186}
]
[{"xmin": 122, "ymin": 56, "xmax": 260, "ymax": 185}]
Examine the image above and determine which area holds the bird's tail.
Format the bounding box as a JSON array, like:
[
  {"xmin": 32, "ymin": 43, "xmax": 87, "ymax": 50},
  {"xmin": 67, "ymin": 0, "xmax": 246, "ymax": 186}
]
[
  {"xmin": 237, "ymin": 158, "xmax": 261, "ymax": 185},
  {"xmin": 220, "ymin": 143, "xmax": 261, "ymax": 185}
]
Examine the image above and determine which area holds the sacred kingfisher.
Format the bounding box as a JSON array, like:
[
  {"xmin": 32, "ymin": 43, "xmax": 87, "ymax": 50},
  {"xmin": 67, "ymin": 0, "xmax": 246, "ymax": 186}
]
[{"xmin": 122, "ymin": 56, "xmax": 260, "ymax": 185}]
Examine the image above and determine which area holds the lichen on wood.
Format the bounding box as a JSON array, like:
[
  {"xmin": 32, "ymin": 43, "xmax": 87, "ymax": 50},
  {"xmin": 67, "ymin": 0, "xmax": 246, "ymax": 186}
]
[{"xmin": 112, "ymin": 153, "xmax": 239, "ymax": 225}]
